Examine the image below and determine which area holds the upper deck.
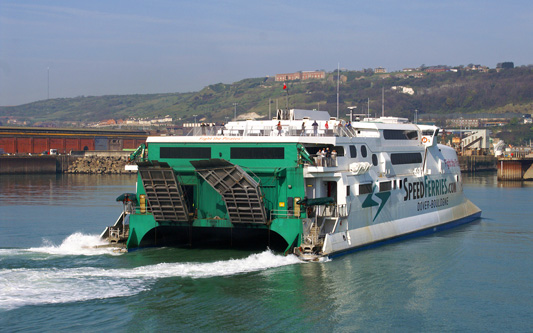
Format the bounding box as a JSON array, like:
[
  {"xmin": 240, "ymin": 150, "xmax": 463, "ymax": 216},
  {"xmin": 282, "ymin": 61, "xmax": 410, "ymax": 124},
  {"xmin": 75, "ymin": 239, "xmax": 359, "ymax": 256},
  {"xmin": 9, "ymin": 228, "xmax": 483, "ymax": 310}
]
[
  {"xmin": 143, "ymin": 110, "xmax": 448, "ymax": 177},
  {"xmin": 148, "ymin": 110, "xmax": 438, "ymax": 150}
]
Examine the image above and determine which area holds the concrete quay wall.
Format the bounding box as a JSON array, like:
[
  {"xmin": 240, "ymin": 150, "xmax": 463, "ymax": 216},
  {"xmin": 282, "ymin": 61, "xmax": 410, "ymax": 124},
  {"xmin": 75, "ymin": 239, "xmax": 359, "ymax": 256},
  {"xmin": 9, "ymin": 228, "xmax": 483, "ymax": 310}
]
[
  {"xmin": 0, "ymin": 156, "xmax": 58, "ymax": 174},
  {"xmin": 0, "ymin": 153, "xmax": 134, "ymax": 174},
  {"xmin": 459, "ymin": 155, "xmax": 497, "ymax": 173}
]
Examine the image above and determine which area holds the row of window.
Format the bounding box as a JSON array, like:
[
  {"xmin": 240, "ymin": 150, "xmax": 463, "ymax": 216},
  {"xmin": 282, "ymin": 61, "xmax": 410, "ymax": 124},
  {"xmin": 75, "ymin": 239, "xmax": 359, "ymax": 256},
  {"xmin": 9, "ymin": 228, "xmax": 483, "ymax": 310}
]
[
  {"xmin": 356, "ymin": 179, "xmax": 396, "ymax": 196},
  {"xmin": 159, "ymin": 146, "xmax": 422, "ymax": 168},
  {"xmin": 349, "ymin": 144, "xmax": 422, "ymax": 166},
  {"xmin": 160, "ymin": 147, "xmax": 285, "ymax": 159}
]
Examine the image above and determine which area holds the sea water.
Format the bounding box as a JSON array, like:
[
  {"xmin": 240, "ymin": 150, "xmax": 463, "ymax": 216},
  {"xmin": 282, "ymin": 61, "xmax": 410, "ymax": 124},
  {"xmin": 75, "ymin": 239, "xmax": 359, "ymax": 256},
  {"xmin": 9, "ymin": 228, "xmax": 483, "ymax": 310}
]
[{"xmin": 0, "ymin": 173, "xmax": 532, "ymax": 331}]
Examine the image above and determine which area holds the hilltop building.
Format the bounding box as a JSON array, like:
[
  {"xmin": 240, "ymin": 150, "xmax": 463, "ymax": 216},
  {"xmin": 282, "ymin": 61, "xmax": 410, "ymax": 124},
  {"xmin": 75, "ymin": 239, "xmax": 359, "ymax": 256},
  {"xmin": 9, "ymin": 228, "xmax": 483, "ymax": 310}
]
[{"xmin": 275, "ymin": 71, "xmax": 325, "ymax": 82}]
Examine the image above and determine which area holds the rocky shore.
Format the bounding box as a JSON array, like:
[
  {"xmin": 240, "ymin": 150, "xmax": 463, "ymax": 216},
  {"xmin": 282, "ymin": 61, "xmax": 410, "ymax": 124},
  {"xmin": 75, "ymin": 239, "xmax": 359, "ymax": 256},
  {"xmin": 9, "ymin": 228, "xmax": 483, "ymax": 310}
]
[{"xmin": 66, "ymin": 156, "xmax": 134, "ymax": 174}]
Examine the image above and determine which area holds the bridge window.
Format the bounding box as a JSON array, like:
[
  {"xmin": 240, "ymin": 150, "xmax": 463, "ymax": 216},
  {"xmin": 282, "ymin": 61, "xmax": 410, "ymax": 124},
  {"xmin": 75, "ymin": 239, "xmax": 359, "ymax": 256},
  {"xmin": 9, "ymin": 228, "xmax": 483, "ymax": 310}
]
[{"xmin": 383, "ymin": 130, "xmax": 419, "ymax": 140}]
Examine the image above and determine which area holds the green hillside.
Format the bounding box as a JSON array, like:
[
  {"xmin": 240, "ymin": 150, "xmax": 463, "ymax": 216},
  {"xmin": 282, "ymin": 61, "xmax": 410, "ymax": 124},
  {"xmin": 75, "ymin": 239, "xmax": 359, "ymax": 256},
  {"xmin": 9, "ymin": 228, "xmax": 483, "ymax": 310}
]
[{"xmin": 1, "ymin": 67, "xmax": 532, "ymax": 125}]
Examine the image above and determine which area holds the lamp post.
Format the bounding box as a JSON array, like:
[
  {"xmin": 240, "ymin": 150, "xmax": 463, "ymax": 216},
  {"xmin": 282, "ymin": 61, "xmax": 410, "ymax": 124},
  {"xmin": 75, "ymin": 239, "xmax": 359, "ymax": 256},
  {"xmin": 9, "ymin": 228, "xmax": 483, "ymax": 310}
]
[
  {"xmin": 415, "ymin": 109, "xmax": 418, "ymax": 124},
  {"xmin": 460, "ymin": 117, "xmax": 463, "ymax": 155}
]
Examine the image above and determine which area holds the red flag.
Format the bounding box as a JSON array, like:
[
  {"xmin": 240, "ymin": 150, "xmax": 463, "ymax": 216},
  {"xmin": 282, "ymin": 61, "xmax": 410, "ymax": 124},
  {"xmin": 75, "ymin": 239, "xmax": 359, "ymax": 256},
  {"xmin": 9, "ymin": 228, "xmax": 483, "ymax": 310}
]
[{"xmin": 283, "ymin": 83, "xmax": 287, "ymax": 90}]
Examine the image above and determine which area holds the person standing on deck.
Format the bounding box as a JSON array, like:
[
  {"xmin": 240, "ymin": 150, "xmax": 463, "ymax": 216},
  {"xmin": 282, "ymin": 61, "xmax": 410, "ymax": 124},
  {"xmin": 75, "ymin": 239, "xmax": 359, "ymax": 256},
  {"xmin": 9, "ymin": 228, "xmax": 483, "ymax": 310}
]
[
  {"xmin": 312, "ymin": 120, "xmax": 318, "ymax": 136},
  {"xmin": 277, "ymin": 121, "xmax": 282, "ymax": 136},
  {"xmin": 301, "ymin": 122, "xmax": 306, "ymax": 136},
  {"xmin": 335, "ymin": 122, "xmax": 342, "ymax": 136}
]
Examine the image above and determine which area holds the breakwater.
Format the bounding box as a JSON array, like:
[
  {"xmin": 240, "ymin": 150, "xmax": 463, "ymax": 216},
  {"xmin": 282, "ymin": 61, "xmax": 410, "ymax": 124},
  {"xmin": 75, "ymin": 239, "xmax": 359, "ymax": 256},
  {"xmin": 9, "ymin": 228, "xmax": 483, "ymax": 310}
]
[{"xmin": 66, "ymin": 156, "xmax": 133, "ymax": 174}]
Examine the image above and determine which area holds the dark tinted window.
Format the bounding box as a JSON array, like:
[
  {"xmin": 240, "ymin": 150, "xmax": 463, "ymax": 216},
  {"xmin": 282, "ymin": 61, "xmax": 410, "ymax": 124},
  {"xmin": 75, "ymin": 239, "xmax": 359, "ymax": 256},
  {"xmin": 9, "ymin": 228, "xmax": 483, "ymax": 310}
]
[
  {"xmin": 231, "ymin": 147, "xmax": 284, "ymax": 159},
  {"xmin": 160, "ymin": 147, "xmax": 211, "ymax": 159},
  {"xmin": 372, "ymin": 154, "xmax": 378, "ymax": 166},
  {"xmin": 361, "ymin": 145, "xmax": 367, "ymax": 158},
  {"xmin": 349, "ymin": 145, "xmax": 357, "ymax": 158},
  {"xmin": 390, "ymin": 153, "xmax": 422, "ymax": 165},
  {"xmin": 359, "ymin": 183, "xmax": 373, "ymax": 195},
  {"xmin": 379, "ymin": 181, "xmax": 392, "ymax": 192},
  {"xmin": 383, "ymin": 129, "xmax": 419, "ymax": 140}
]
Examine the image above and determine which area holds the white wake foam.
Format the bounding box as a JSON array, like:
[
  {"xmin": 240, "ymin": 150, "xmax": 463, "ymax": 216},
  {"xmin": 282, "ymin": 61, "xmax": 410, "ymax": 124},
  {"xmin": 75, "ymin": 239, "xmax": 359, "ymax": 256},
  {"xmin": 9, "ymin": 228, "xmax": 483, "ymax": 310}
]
[
  {"xmin": 26, "ymin": 232, "xmax": 122, "ymax": 256},
  {"xmin": 0, "ymin": 250, "xmax": 302, "ymax": 310}
]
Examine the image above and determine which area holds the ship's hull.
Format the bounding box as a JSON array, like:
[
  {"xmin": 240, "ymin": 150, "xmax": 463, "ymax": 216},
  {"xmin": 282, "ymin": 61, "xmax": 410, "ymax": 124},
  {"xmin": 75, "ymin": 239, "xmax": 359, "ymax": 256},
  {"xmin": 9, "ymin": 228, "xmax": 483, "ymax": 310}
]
[{"xmin": 322, "ymin": 199, "xmax": 481, "ymax": 259}]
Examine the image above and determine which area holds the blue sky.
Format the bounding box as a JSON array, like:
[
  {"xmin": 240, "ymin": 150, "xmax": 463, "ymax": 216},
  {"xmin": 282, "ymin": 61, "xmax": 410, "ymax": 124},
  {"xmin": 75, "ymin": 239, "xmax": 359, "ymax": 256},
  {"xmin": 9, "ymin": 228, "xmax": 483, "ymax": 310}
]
[{"xmin": 1, "ymin": 0, "xmax": 531, "ymax": 106}]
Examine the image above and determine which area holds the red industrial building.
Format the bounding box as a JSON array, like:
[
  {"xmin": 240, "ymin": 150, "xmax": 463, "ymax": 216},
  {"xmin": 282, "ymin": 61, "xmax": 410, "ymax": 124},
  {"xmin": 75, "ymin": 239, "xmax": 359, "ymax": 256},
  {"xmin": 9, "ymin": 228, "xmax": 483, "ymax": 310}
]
[{"xmin": 0, "ymin": 127, "xmax": 148, "ymax": 154}]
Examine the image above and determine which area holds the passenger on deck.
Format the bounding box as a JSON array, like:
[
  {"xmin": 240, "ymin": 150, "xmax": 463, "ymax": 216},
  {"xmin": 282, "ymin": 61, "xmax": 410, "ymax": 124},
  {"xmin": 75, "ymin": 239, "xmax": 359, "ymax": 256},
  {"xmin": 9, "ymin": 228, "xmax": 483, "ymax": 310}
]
[
  {"xmin": 346, "ymin": 121, "xmax": 352, "ymax": 129},
  {"xmin": 277, "ymin": 121, "xmax": 282, "ymax": 136},
  {"xmin": 331, "ymin": 150, "xmax": 337, "ymax": 166},
  {"xmin": 312, "ymin": 121, "xmax": 318, "ymax": 136},
  {"xmin": 301, "ymin": 122, "xmax": 306, "ymax": 136},
  {"xmin": 336, "ymin": 122, "xmax": 344, "ymax": 136},
  {"xmin": 315, "ymin": 149, "xmax": 323, "ymax": 166}
]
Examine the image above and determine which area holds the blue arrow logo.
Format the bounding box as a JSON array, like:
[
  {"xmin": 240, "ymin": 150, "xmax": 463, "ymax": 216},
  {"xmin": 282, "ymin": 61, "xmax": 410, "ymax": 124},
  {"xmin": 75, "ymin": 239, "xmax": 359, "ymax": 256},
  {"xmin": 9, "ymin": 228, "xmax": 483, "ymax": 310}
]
[{"xmin": 362, "ymin": 185, "xmax": 391, "ymax": 221}]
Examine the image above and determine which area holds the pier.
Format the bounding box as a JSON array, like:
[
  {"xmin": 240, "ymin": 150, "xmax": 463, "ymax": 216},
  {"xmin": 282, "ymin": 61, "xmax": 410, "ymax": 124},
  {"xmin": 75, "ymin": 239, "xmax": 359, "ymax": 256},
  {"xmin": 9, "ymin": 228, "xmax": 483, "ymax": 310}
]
[
  {"xmin": 458, "ymin": 155, "xmax": 497, "ymax": 173},
  {"xmin": 497, "ymin": 156, "xmax": 533, "ymax": 180}
]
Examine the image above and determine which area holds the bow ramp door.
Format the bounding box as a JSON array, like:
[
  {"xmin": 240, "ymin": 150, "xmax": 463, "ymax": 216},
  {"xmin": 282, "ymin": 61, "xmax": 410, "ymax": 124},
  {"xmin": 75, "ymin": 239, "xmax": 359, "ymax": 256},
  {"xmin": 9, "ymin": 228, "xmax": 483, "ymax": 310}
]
[
  {"xmin": 138, "ymin": 162, "xmax": 190, "ymax": 222},
  {"xmin": 190, "ymin": 159, "xmax": 267, "ymax": 224}
]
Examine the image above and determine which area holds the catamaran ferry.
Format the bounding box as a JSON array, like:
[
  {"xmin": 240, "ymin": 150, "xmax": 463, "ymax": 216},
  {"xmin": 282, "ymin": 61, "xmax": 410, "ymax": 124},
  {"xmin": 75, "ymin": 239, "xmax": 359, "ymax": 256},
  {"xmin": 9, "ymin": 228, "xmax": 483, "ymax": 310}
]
[{"xmin": 102, "ymin": 109, "xmax": 481, "ymax": 260}]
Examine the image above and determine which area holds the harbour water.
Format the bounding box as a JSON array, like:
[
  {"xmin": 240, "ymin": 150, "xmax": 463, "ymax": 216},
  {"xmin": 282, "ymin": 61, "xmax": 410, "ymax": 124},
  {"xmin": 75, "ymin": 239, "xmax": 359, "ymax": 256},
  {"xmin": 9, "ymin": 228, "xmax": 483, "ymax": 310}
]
[{"xmin": 1, "ymin": 173, "xmax": 532, "ymax": 331}]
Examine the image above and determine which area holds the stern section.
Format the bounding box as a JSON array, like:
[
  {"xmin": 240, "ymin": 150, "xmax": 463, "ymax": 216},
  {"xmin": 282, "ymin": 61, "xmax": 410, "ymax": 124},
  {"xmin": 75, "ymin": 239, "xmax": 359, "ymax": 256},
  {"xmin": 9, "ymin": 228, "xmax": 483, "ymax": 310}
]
[{"xmin": 125, "ymin": 142, "xmax": 307, "ymax": 253}]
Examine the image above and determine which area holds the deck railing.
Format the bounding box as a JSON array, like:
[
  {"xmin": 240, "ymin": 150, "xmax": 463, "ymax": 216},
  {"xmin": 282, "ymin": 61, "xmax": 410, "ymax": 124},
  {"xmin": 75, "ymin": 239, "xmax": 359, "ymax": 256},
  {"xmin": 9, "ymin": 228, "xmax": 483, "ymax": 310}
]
[
  {"xmin": 269, "ymin": 204, "xmax": 348, "ymax": 220},
  {"xmin": 185, "ymin": 124, "xmax": 359, "ymax": 138},
  {"xmin": 314, "ymin": 204, "xmax": 348, "ymax": 218}
]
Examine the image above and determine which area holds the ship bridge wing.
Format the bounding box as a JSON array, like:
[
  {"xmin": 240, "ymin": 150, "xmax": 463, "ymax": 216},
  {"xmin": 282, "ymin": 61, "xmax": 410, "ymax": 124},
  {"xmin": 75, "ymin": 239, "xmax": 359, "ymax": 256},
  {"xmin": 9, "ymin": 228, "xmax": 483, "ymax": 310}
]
[{"xmin": 190, "ymin": 159, "xmax": 267, "ymax": 224}]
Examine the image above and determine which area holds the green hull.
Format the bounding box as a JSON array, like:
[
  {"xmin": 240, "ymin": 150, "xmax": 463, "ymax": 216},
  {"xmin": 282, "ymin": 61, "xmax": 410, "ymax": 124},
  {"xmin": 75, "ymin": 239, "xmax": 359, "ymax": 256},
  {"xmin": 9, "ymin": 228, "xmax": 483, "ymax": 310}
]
[{"xmin": 124, "ymin": 142, "xmax": 309, "ymax": 253}]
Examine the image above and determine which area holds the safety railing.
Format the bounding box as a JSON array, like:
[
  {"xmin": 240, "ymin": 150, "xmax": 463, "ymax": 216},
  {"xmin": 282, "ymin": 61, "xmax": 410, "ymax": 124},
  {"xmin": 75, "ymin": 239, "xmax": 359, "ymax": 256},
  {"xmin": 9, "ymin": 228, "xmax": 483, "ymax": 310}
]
[
  {"xmin": 313, "ymin": 204, "xmax": 348, "ymax": 218},
  {"xmin": 269, "ymin": 203, "xmax": 348, "ymax": 220},
  {"xmin": 184, "ymin": 124, "xmax": 361, "ymax": 138}
]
